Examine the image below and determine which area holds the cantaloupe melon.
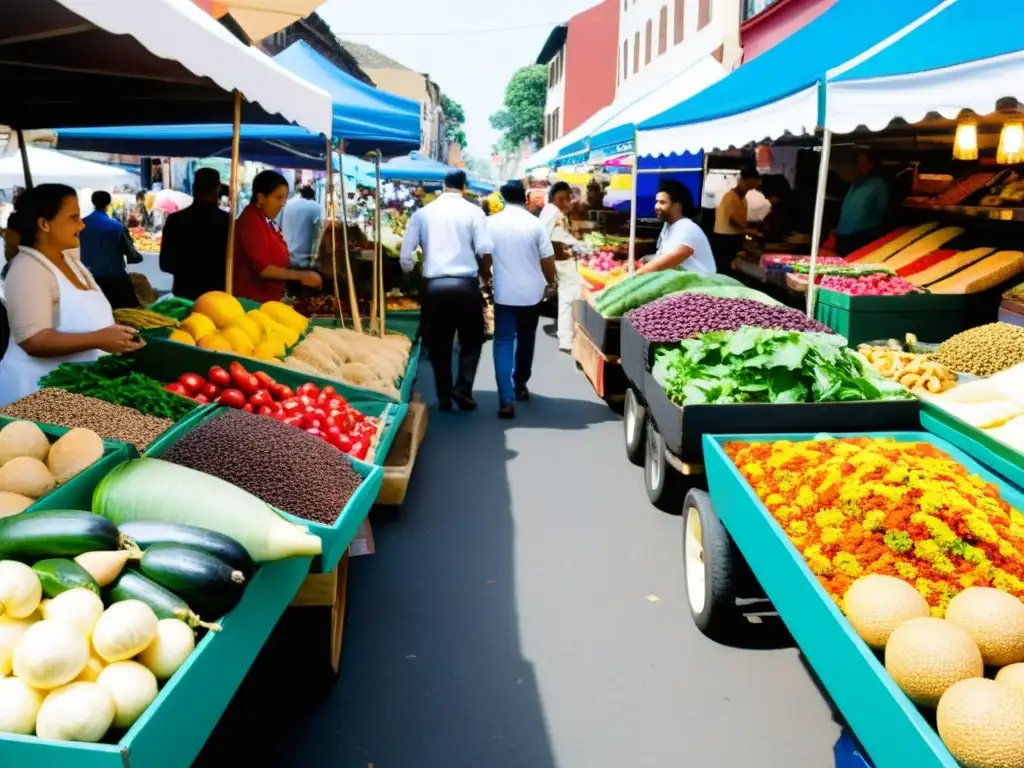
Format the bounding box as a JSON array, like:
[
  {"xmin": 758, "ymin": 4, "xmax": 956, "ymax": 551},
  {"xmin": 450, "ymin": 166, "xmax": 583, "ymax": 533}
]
[
  {"xmin": 46, "ymin": 428, "xmax": 104, "ymax": 485},
  {"xmin": 994, "ymin": 663, "xmax": 1024, "ymax": 697},
  {"xmin": 843, "ymin": 574, "xmax": 930, "ymax": 649},
  {"xmin": 885, "ymin": 617, "xmax": 983, "ymax": 706},
  {"xmin": 945, "ymin": 588, "xmax": 1024, "ymax": 667},
  {"xmin": 881, "ymin": 227, "xmax": 965, "ymax": 270},
  {"xmin": 0, "ymin": 457, "xmax": 55, "ymax": 499},
  {"xmin": 908, "ymin": 247, "xmax": 994, "ymax": 287},
  {"xmin": 929, "ymin": 250, "xmax": 1024, "ymax": 295},
  {"xmin": 849, "ymin": 222, "xmax": 939, "ymax": 264},
  {"xmin": 937, "ymin": 678, "xmax": 1024, "ymax": 768},
  {"xmin": 0, "ymin": 421, "xmax": 50, "ymax": 466},
  {"xmin": 0, "ymin": 492, "xmax": 33, "ymax": 518}
]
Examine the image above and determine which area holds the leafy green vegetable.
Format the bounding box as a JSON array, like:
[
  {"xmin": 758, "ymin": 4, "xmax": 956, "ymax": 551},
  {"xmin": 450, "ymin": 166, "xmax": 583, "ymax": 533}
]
[{"xmin": 651, "ymin": 327, "xmax": 913, "ymax": 406}]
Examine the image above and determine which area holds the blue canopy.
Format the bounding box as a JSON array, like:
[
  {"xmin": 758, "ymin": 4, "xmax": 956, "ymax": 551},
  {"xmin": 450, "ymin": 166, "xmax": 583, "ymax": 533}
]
[
  {"xmin": 636, "ymin": 0, "xmax": 944, "ymax": 157},
  {"xmin": 826, "ymin": 0, "xmax": 1024, "ymax": 133},
  {"xmin": 56, "ymin": 41, "xmax": 421, "ymax": 165},
  {"xmin": 378, "ymin": 153, "xmax": 495, "ymax": 194}
]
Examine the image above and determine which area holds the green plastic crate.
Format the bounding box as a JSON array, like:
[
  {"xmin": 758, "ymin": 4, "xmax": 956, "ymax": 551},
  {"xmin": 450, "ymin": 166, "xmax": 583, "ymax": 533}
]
[
  {"xmin": 145, "ymin": 406, "xmax": 383, "ymax": 573},
  {"xmin": 920, "ymin": 404, "xmax": 1024, "ymax": 489},
  {"xmin": 813, "ymin": 288, "xmax": 969, "ymax": 346},
  {"xmin": 1, "ymin": 454, "xmax": 312, "ymax": 768},
  {"xmin": 0, "ymin": 415, "xmax": 135, "ymax": 513}
]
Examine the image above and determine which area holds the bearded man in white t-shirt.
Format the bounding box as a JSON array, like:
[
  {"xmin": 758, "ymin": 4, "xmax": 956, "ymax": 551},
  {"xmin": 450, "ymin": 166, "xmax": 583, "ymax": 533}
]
[{"xmin": 635, "ymin": 180, "xmax": 717, "ymax": 276}]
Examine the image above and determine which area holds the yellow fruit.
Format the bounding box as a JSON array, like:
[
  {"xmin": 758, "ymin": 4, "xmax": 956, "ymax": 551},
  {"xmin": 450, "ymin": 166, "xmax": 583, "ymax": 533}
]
[
  {"xmin": 252, "ymin": 341, "xmax": 283, "ymax": 360},
  {"xmin": 995, "ymin": 663, "xmax": 1024, "ymax": 697},
  {"xmin": 260, "ymin": 301, "xmax": 308, "ymax": 334},
  {"xmin": 220, "ymin": 326, "xmax": 255, "ymax": 356},
  {"xmin": 197, "ymin": 333, "xmax": 233, "ymax": 352},
  {"xmin": 167, "ymin": 329, "xmax": 195, "ymax": 346},
  {"xmin": 885, "ymin": 617, "xmax": 983, "ymax": 707},
  {"xmin": 246, "ymin": 310, "xmax": 276, "ymax": 334},
  {"xmin": 945, "ymin": 587, "xmax": 1024, "ymax": 668},
  {"xmin": 180, "ymin": 313, "xmax": 217, "ymax": 341},
  {"xmin": 843, "ymin": 574, "xmax": 931, "ymax": 649},
  {"xmin": 194, "ymin": 291, "xmax": 245, "ymax": 329},
  {"xmin": 937, "ymin": 678, "xmax": 1024, "ymax": 768},
  {"xmin": 231, "ymin": 315, "xmax": 263, "ymax": 345}
]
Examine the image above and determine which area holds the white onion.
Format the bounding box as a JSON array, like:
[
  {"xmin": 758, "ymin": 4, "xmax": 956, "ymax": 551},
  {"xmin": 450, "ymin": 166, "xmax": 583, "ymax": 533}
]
[
  {"xmin": 96, "ymin": 661, "xmax": 158, "ymax": 729},
  {"xmin": 35, "ymin": 682, "xmax": 114, "ymax": 742},
  {"xmin": 137, "ymin": 619, "xmax": 195, "ymax": 680},
  {"xmin": 0, "ymin": 677, "xmax": 43, "ymax": 734},
  {"xmin": 12, "ymin": 620, "xmax": 89, "ymax": 690}
]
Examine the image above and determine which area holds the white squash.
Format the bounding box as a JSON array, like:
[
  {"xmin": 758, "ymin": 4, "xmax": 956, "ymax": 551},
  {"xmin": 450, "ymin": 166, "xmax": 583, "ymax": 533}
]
[
  {"xmin": 35, "ymin": 682, "xmax": 115, "ymax": 743},
  {"xmin": 0, "ymin": 613, "xmax": 38, "ymax": 675},
  {"xmin": 92, "ymin": 601, "xmax": 158, "ymax": 663},
  {"xmin": 0, "ymin": 560, "xmax": 42, "ymax": 619},
  {"xmin": 76, "ymin": 656, "xmax": 105, "ymax": 683},
  {"xmin": 97, "ymin": 661, "xmax": 158, "ymax": 729},
  {"xmin": 13, "ymin": 620, "xmax": 89, "ymax": 689},
  {"xmin": 41, "ymin": 589, "xmax": 104, "ymax": 638},
  {"xmin": 0, "ymin": 677, "xmax": 43, "ymax": 735},
  {"xmin": 138, "ymin": 619, "xmax": 195, "ymax": 680}
]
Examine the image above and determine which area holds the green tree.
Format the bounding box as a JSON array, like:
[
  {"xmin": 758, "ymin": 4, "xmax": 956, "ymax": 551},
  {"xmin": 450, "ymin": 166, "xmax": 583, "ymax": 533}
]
[
  {"xmin": 489, "ymin": 65, "xmax": 546, "ymax": 152},
  {"xmin": 442, "ymin": 94, "xmax": 467, "ymax": 150}
]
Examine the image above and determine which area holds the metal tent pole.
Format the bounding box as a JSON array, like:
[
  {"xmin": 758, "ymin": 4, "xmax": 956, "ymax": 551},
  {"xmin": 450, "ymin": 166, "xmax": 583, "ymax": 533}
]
[
  {"xmin": 805, "ymin": 129, "xmax": 833, "ymax": 318},
  {"xmin": 224, "ymin": 90, "xmax": 242, "ymax": 295}
]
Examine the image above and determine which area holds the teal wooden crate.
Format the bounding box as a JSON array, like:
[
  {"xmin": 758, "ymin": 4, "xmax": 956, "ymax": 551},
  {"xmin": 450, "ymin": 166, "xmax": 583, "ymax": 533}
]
[
  {"xmin": 384, "ymin": 309, "xmax": 420, "ymax": 340},
  {"xmin": 702, "ymin": 430, "xmax": 989, "ymax": 768},
  {"xmin": 814, "ymin": 289, "xmax": 968, "ymax": 346},
  {"xmin": 920, "ymin": 404, "xmax": 1024, "ymax": 489},
  {"xmin": 145, "ymin": 406, "xmax": 383, "ymax": 573},
  {"xmin": 0, "ymin": 415, "xmax": 135, "ymax": 513}
]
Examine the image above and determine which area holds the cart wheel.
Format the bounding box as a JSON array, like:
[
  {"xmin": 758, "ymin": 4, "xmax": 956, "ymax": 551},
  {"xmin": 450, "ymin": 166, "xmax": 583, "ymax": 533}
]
[
  {"xmin": 683, "ymin": 489, "xmax": 741, "ymax": 641},
  {"xmin": 644, "ymin": 419, "xmax": 686, "ymax": 513},
  {"xmin": 623, "ymin": 388, "xmax": 645, "ymax": 466}
]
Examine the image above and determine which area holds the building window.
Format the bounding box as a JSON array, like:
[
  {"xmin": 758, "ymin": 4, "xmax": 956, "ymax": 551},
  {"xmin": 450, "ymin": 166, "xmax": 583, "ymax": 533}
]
[
  {"xmin": 658, "ymin": 6, "xmax": 668, "ymax": 54},
  {"xmin": 552, "ymin": 108, "xmax": 561, "ymax": 140},
  {"xmin": 698, "ymin": 0, "xmax": 711, "ymax": 29},
  {"xmin": 741, "ymin": 0, "xmax": 785, "ymax": 21},
  {"xmin": 623, "ymin": 0, "xmax": 627, "ymax": 10},
  {"xmin": 633, "ymin": 31, "xmax": 640, "ymax": 73},
  {"xmin": 674, "ymin": 0, "xmax": 684, "ymax": 44},
  {"xmin": 622, "ymin": 39, "xmax": 629, "ymax": 80},
  {"xmin": 644, "ymin": 20, "xmax": 653, "ymax": 64}
]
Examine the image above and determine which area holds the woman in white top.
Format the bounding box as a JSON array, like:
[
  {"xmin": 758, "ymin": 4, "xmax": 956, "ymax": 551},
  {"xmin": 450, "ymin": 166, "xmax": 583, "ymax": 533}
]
[{"xmin": 0, "ymin": 184, "xmax": 143, "ymax": 406}]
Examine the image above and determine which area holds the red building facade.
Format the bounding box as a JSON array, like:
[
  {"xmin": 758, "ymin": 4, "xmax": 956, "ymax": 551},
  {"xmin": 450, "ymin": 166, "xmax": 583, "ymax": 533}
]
[
  {"xmin": 562, "ymin": 0, "xmax": 620, "ymax": 135},
  {"xmin": 739, "ymin": 0, "xmax": 836, "ymax": 61}
]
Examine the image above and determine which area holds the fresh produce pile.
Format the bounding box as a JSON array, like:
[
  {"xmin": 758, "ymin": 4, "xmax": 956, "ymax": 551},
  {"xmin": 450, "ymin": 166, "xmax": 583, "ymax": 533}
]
[
  {"xmin": 0, "ymin": 390, "xmax": 175, "ymax": 451},
  {"xmin": 161, "ymin": 409, "xmax": 364, "ymax": 526},
  {"xmin": 627, "ymin": 293, "xmax": 832, "ymax": 343},
  {"xmin": 790, "ymin": 263, "xmax": 892, "ymax": 277},
  {"xmin": 39, "ymin": 357, "xmax": 196, "ymax": 421},
  {"xmin": 593, "ymin": 272, "xmax": 740, "ymax": 318},
  {"xmin": 578, "ymin": 250, "xmax": 626, "ymax": 290},
  {"xmin": 727, "ymin": 435, "xmax": 1024, "ymax": 767},
  {"xmin": 129, "ymin": 227, "xmax": 160, "ymax": 253},
  {"xmin": 1005, "ymin": 282, "xmax": 1024, "ymax": 301},
  {"xmin": 937, "ymin": 323, "xmax": 1024, "ymax": 376},
  {"xmin": 165, "ymin": 363, "xmax": 379, "ymax": 460},
  {"xmin": 0, "ymin": 449, "xmax": 324, "ymax": 744},
  {"xmin": 0, "ymin": 422, "xmax": 105, "ymax": 516},
  {"xmin": 284, "ymin": 327, "xmax": 410, "ymax": 400},
  {"xmin": 168, "ymin": 292, "xmax": 307, "ymax": 361},
  {"xmin": 856, "ymin": 344, "xmax": 957, "ymax": 394},
  {"xmin": 147, "ymin": 296, "xmax": 192, "ymax": 322},
  {"xmin": 929, "ymin": 364, "xmax": 1024, "ymax": 452},
  {"xmin": 112, "ymin": 309, "xmax": 177, "ymax": 331},
  {"xmin": 385, "ymin": 291, "xmax": 419, "ymax": 311},
  {"xmin": 819, "ymin": 274, "xmax": 922, "ymax": 296},
  {"xmin": 653, "ymin": 329, "xmax": 911, "ymax": 405},
  {"xmin": 290, "ymin": 295, "xmax": 342, "ymax": 317},
  {"xmin": 762, "ymin": 255, "xmax": 848, "ymax": 270}
]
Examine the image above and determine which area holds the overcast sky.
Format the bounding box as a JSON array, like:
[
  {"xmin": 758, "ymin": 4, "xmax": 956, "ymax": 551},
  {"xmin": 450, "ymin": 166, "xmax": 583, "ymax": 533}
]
[{"xmin": 320, "ymin": 0, "xmax": 598, "ymax": 157}]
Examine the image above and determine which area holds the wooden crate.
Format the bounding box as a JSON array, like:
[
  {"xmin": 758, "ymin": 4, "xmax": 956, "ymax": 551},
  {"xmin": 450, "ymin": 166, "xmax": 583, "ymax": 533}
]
[
  {"xmin": 290, "ymin": 554, "xmax": 350, "ymax": 674},
  {"xmin": 572, "ymin": 322, "xmax": 627, "ymax": 407},
  {"xmin": 377, "ymin": 401, "xmax": 428, "ymax": 506}
]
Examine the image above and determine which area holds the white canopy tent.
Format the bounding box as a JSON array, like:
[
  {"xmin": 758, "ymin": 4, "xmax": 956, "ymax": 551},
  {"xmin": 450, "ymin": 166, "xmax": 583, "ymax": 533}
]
[{"xmin": 0, "ymin": 146, "xmax": 138, "ymax": 189}]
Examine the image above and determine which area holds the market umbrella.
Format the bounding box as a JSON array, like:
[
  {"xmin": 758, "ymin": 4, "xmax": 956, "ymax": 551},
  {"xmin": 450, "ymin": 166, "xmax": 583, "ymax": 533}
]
[
  {"xmin": 192, "ymin": 0, "xmax": 324, "ymax": 42},
  {"xmin": 0, "ymin": 146, "xmax": 138, "ymax": 190}
]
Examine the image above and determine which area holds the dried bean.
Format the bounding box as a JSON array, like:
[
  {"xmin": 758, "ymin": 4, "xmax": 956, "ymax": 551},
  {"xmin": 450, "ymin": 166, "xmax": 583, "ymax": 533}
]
[
  {"xmin": 162, "ymin": 409, "xmax": 363, "ymax": 526},
  {"xmin": 937, "ymin": 322, "xmax": 1024, "ymax": 376},
  {"xmin": 0, "ymin": 388, "xmax": 174, "ymax": 449}
]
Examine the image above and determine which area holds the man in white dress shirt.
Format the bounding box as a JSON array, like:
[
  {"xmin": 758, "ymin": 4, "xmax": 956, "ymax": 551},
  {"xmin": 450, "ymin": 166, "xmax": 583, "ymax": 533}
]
[
  {"xmin": 538, "ymin": 181, "xmax": 580, "ymax": 352},
  {"xmin": 481, "ymin": 180, "xmax": 556, "ymax": 419},
  {"xmin": 400, "ymin": 170, "xmax": 492, "ymax": 412}
]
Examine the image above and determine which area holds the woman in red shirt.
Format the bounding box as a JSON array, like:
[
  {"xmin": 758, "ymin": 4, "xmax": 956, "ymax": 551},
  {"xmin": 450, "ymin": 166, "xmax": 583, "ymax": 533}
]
[{"xmin": 232, "ymin": 170, "xmax": 322, "ymax": 302}]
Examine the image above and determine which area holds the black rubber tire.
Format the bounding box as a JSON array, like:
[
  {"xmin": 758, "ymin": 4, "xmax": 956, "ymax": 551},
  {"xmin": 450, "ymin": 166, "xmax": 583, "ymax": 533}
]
[
  {"xmin": 643, "ymin": 419, "xmax": 686, "ymax": 513},
  {"xmin": 682, "ymin": 489, "xmax": 742, "ymax": 642},
  {"xmin": 623, "ymin": 389, "xmax": 646, "ymax": 466}
]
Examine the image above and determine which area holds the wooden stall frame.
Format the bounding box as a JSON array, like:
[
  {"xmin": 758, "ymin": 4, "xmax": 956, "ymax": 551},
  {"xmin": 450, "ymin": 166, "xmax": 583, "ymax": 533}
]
[{"xmin": 290, "ymin": 553, "xmax": 350, "ymax": 674}]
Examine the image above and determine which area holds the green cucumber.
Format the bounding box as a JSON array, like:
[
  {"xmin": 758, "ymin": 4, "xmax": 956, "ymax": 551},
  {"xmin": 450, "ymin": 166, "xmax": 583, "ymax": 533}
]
[
  {"xmin": 0, "ymin": 510, "xmax": 122, "ymax": 561},
  {"xmin": 33, "ymin": 558, "xmax": 100, "ymax": 597},
  {"xmin": 139, "ymin": 544, "xmax": 245, "ymax": 619},
  {"xmin": 117, "ymin": 521, "xmax": 254, "ymax": 577},
  {"xmin": 107, "ymin": 570, "xmax": 219, "ymax": 631}
]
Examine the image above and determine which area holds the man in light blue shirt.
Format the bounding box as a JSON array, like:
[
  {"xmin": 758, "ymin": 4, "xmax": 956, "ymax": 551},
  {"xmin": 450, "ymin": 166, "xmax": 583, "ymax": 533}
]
[
  {"xmin": 835, "ymin": 150, "xmax": 890, "ymax": 255},
  {"xmin": 280, "ymin": 186, "xmax": 322, "ymax": 268}
]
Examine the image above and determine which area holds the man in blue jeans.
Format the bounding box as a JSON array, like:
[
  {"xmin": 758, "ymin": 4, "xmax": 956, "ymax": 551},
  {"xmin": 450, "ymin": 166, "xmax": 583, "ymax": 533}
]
[{"xmin": 481, "ymin": 181, "xmax": 556, "ymax": 419}]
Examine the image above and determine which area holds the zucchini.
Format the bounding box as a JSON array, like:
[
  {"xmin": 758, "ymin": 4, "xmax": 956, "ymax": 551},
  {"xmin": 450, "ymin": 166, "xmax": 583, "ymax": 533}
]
[
  {"xmin": 117, "ymin": 521, "xmax": 254, "ymax": 577},
  {"xmin": 107, "ymin": 570, "xmax": 220, "ymax": 631},
  {"xmin": 33, "ymin": 558, "xmax": 100, "ymax": 597},
  {"xmin": 0, "ymin": 510, "xmax": 122, "ymax": 561},
  {"xmin": 139, "ymin": 544, "xmax": 245, "ymax": 619}
]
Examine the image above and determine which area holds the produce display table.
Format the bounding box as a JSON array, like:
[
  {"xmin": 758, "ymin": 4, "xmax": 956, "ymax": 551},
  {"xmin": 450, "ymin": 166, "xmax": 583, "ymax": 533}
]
[
  {"xmin": 696, "ymin": 430, "xmax": 977, "ymax": 768},
  {"xmin": 377, "ymin": 401, "xmax": 429, "ymax": 506},
  {"xmin": 289, "ymin": 554, "xmax": 350, "ymax": 675},
  {"xmin": 571, "ymin": 322, "xmax": 627, "ymax": 411}
]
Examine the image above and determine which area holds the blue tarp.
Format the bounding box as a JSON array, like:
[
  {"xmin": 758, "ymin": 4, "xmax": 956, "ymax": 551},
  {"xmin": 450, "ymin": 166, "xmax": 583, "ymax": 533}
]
[{"xmin": 638, "ymin": 0, "xmax": 943, "ymax": 139}]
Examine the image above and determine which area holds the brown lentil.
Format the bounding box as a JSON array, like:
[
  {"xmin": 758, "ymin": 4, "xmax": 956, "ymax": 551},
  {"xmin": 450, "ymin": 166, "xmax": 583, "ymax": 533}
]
[
  {"xmin": 0, "ymin": 389, "xmax": 175, "ymax": 450},
  {"xmin": 161, "ymin": 409, "xmax": 363, "ymax": 526},
  {"xmin": 937, "ymin": 322, "xmax": 1024, "ymax": 376}
]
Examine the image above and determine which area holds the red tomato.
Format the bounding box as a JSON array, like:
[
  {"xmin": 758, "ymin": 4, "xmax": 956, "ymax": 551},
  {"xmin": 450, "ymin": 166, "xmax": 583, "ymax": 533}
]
[
  {"xmin": 257, "ymin": 405, "xmax": 275, "ymax": 417},
  {"xmin": 281, "ymin": 399, "xmax": 303, "ymax": 415},
  {"xmin": 303, "ymin": 415, "xmax": 323, "ymax": 431},
  {"xmin": 248, "ymin": 390, "xmax": 274, "ymax": 408},
  {"xmin": 177, "ymin": 373, "xmax": 205, "ymax": 395},
  {"xmin": 305, "ymin": 427, "xmax": 325, "ymax": 439},
  {"xmin": 268, "ymin": 383, "xmax": 291, "ymax": 401},
  {"xmin": 217, "ymin": 389, "xmax": 247, "ymax": 409},
  {"xmin": 243, "ymin": 403, "xmax": 255, "ymax": 413},
  {"xmin": 298, "ymin": 394, "xmax": 316, "ymax": 408},
  {"xmin": 323, "ymin": 414, "xmax": 341, "ymax": 430},
  {"xmin": 326, "ymin": 397, "xmax": 345, "ymax": 411},
  {"xmin": 194, "ymin": 393, "xmax": 211, "ymax": 404},
  {"xmin": 333, "ymin": 433, "xmax": 353, "ymax": 452},
  {"xmin": 349, "ymin": 441, "xmax": 368, "ymax": 460},
  {"xmin": 229, "ymin": 362, "xmax": 259, "ymax": 395},
  {"xmin": 297, "ymin": 382, "xmax": 320, "ymax": 398},
  {"xmin": 342, "ymin": 413, "xmax": 356, "ymax": 431},
  {"xmin": 207, "ymin": 367, "xmax": 232, "ymax": 388},
  {"xmin": 254, "ymin": 371, "xmax": 275, "ymax": 389},
  {"xmin": 163, "ymin": 382, "xmax": 190, "ymax": 397},
  {"xmin": 283, "ymin": 415, "xmax": 305, "ymax": 428},
  {"xmin": 200, "ymin": 382, "xmax": 221, "ymax": 399},
  {"xmin": 271, "ymin": 411, "xmax": 289, "ymax": 421},
  {"xmin": 351, "ymin": 410, "xmax": 365, "ymax": 423},
  {"xmin": 313, "ymin": 407, "xmax": 327, "ymax": 420},
  {"xmin": 321, "ymin": 385, "xmax": 337, "ymax": 398},
  {"xmin": 265, "ymin": 400, "xmax": 282, "ymax": 414}
]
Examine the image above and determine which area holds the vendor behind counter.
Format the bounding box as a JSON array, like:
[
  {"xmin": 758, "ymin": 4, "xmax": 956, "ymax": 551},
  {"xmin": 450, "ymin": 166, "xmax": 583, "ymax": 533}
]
[
  {"xmin": 833, "ymin": 149, "xmax": 890, "ymax": 256},
  {"xmin": 711, "ymin": 167, "xmax": 761, "ymax": 273}
]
